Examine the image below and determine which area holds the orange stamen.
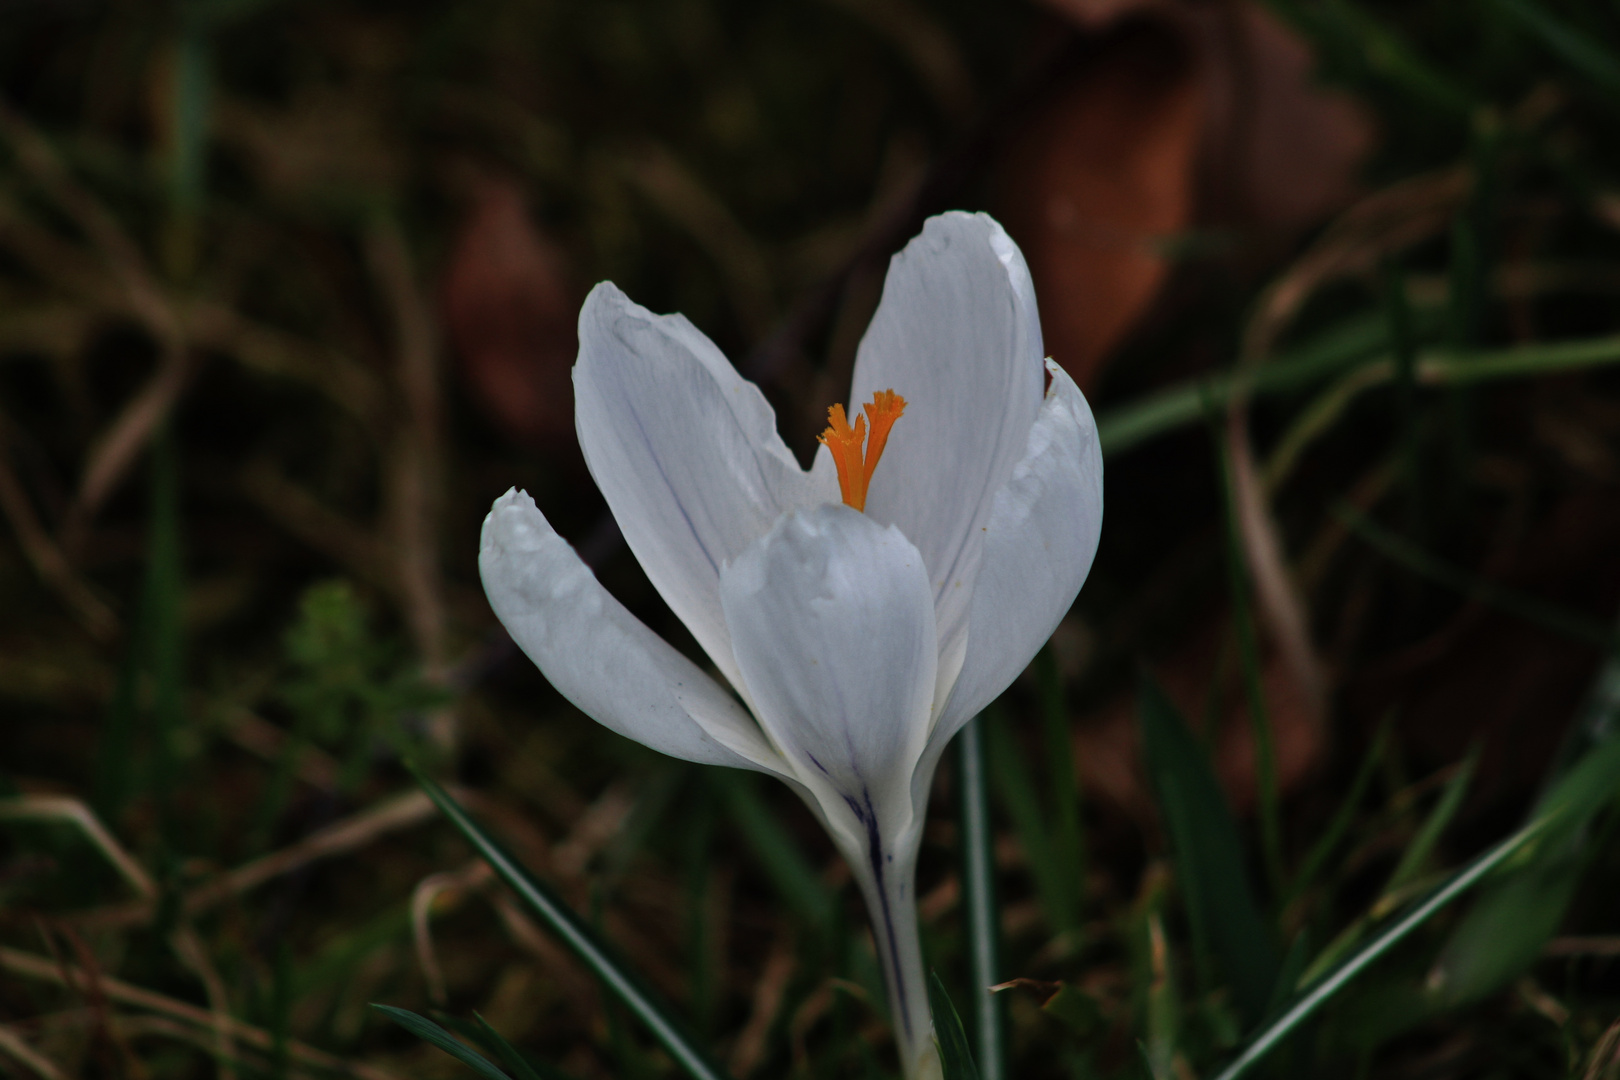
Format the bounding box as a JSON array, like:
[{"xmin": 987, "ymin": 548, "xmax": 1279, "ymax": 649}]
[{"xmin": 818, "ymin": 390, "xmax": 907, "ymax": 512}]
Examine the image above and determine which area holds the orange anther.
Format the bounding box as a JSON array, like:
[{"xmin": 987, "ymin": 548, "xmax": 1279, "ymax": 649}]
[{"xmin": 819, "ymin": 390, "xmax": 907, "ymax": 512}]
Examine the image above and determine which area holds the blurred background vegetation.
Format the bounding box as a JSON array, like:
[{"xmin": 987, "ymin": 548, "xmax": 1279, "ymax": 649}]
[{"xmin": 2, "ymin": 0, "xmax": 1620, "ymax": 1077}]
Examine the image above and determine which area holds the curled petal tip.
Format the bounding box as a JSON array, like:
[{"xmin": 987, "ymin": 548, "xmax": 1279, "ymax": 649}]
[
  {"xmin": 581, "ymin": 279, "xmax": 630, "ymax": 309},
  {"xmin": 482, "ymin": 488, "xmax": 548, "ymax": 556}
]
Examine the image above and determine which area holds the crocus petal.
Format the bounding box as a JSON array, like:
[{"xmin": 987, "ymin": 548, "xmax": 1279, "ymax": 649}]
[
  {"xmin": 718, "ymin": 504, "xmax": 937, "ymax": 848},
  {"xmin": 718, "ymin": 504, "xmax": 940, "ymax": 1068},
  {"xmin": 848, "ymin": 212, "xmax": 1046, "ymax": 702},
  {"xmin": 573, "ymin": 283, "xmax": 834, "ymax": 693},
  {"xmin": 932, "ymin": 359, "xmax": 1103, "ymax": 745},
  {"xmin": 480, "ymin": 489, "xmax": 789, "ymax": 774}
]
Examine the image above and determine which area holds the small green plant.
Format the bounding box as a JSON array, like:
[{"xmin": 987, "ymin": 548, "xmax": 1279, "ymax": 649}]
[
  {"xmin": 279, "ymin": 579, "xmax": 445, "ymax": 785},
  {"xmin": 250, "ymin": 581, "xmax": 445, "ymax": 847}
]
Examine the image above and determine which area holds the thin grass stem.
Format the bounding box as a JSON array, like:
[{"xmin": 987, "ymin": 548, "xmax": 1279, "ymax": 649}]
[
  {"xmin": 1036, "ymin": 648, "xmax": 1086, "ymax": 941},
  {"xmin": 1284, "ymin": 721, "xmax": 1390, "ymax": 910},
  {"xmin": 410, "ymin": 768, "xmax": 731, "ymax": 1080},
  {"xmin": 1335, "ymin": 503, "xmax": 1620, "ymax": 651},
  {"xmin": 1097, "ymin": 332, "xmax": 1620, "ymax": 459},
  {"xmin": 1214, "ymin": 420, "xmax": 1285, "ymax": 897},
  {"xmin": 954, "ymin": 716, "xmax": 1004, "ymax": 1080},
  {"xmin": 1210, "ymin": 815, "xmax": 1551, "ymax": 1080}
]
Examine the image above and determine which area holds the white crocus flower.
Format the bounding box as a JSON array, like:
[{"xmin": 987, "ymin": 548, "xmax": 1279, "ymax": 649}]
[{"xmin": 479, "ymin": 212, "xmax": 1102, "ymax": 1080}]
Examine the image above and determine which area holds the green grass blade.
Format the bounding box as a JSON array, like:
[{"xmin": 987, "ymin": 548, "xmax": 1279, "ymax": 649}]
[
  {"xmin": 470, "ymin": 1014, "xmax": 545, "ymax": 1080},
  {"xmin": 1097, "ymin": 310, "xmax": 1395, "ymax": 456},
  {"xmin": 1265, "ymin": 931, "xmax": 1311, "ymax": 1018},
  {"xmin": 1430, "ymin": 640, "xmax": 1620, "ymax": 1005},
  {"xmin": 599, "ymin": 764, "xmax": 685, "ymax": 888},
  {"xmin": 1211, "ymin": 826, "xmax": 1537, "ymax": 1080},
  {"xmin": 168, "ymin": 19, "xmax": 211, "ymax": 217},
  {"xmin": 1285, "ymin": 721, "xmax": 1390, "ymax": 908},
  {"xmin": 94, "ymin": 641, "xmax": 141, "ymax": 820},
  {"xmin": 712, "ymin": 771, "xmax": 837, "ymax": 934},
  {"xmin": 1142, "ymin": 911, "xmax": 1180, "ymax": 1080},
  {"xmin": 270, "ymin": 943, "xmax": 291, "ymax": 1080},
  {"xmin": 1494, "ymin": 0, "xmax": 1620, "ymax": 98},
  {"xmin": 1382, "ymin": 260, "xmax": 1418, "ymax": 430},
  {"xmin": 370, "ymin": 1004, "xmax": 511, "ymax": 1080},
  {"xmin": 986, "ymin": 717, "xmax": 1066, "ymax": 943},
  {"xmin": 1542, "ymin": 613, "xmax": 1620, "ymax": 788},
  {"xmin": 1425, "ymin": 333, "xmax": 1620, "ymax": 384},
  {"xmin": 603, "ymin": 992, "xmax": 649, "ymax": 1080},
  {"xmin": 1335, "ymin": 504, "xmax": 1619, "ymax": 650},
  {"xmin": 1040, "ymin": 984, "xmax": 1103, "ymax": 1041},
  {"xmin": 1097, "ymin": 328, "xmax": 1620, "ymax": 460},
  {"xmin": 1137, "ymin": 673, "xmax": 1278, "ymax": 1025},
  {"xmin": 1427, "ymin": 839, "xmax": 1585, "ymax": 1007},
  {"xmin": 1213, "ymin": 425, "xmax": 1284, "ymax": 895},
  {"xmin": 1322, "ymin": 0, "xmax": 1474, "ymax": 113},
  {"xmin": 1036, "ymin": 648, "xmax": 1087, "ymax": 939},
  {"xmin": 1536, "ymin": 727, "xmax": 1620, "ymax": 824},
  {"xmin": 927, "ymin": 971, "xmax": 981, "ymax": 1080},
  {"xmin": 411, "ymin": 768, "xmax": 732, "ymax": 1080},
  {"xmin": 1381, "ymin": 260, "xmax": 1427, "ymax": 536},
  {"xmin": 290, "ymin": 906, "xmax": 412, "ymax": 1000},
  {"xmin": 1383, "ymin": 744, "xmax": 1478, "ymax": 896},
  {"xmin": 1447, "ymin": 172, "xmax": 1488, "ymax": 353},
  {"xmin": 953, "ymin": 716, "xmax": 1005, "ymax": 1080},
  {"xmin": 147, "ymin": 428, "xmax": 185, "ymax": 836},
  {"xmin": 465, "ymin": 1013, "xmax": 583, "ymax": 1080},
  {"xmin": 1262, "ymin": 362, "xmax": 1396, "ymax": 491},
  {"xmin": 1210, "ymin": 736, "xmax": 1620, "ymax": 1080},
  {"xmin": 681, "ymin": 787, "xmax": 719, "ymax": 1037}
]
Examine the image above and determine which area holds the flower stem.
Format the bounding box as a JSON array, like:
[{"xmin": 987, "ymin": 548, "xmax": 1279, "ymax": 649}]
[{"xmin": 844, "ymin": 828, "xmax": 939, "ymax": 1080}]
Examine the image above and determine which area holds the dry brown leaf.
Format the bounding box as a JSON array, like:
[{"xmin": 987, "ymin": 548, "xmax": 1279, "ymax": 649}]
[
  {"xmin": 1034, "ymin": 0, "xmax": 1159, "ymax": 30},
  {"xmin": 1191, "ymin": 2, "xmax": 1374, "ymax": 234},
  {"xmin": 1030, "ymin": 0, "xmax": 1374, "ymax": 235},
  {"xmin": 994, "ymin": 22, "xmax": 1203, "ymax": 391},
  {"xmin": 441, "ymin": 174, "xmax": 578, "ymax": 449},
  {"xmin": 998, "ymin": 2, "xmax": 1372, "ymax": 389}
]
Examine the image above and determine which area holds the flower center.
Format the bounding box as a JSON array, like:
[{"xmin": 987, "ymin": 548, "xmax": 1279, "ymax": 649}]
[{"xmin": 818, "ymin": 389, "xmax": 906, "ymax": 512}]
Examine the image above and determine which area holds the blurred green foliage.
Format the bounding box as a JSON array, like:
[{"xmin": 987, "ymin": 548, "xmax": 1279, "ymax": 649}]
[
  {"xmin": 2, "ymin": 0, "xmax": 1620, "ymax": 1079},
  {"xmin": 278, "ymin": 580, "xmax": 443, "ymax": 788}
]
